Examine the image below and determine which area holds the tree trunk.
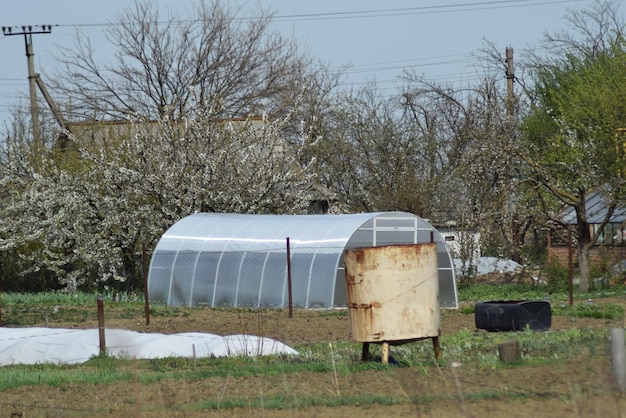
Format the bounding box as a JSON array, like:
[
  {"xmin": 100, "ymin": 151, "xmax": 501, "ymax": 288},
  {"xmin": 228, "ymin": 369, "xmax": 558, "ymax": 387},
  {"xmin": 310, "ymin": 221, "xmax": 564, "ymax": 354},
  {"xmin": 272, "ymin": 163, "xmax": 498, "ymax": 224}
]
[
  {"xmin": 575, "ymin": 197, "xmax": 592, "ymax": 293},
  {"xmin": 121, "ymin": 245, "xmax": 139, "ymax": 292},
  {"xmin": 578, "ymin": 242, "xmax": 591, "ymax": 293}
]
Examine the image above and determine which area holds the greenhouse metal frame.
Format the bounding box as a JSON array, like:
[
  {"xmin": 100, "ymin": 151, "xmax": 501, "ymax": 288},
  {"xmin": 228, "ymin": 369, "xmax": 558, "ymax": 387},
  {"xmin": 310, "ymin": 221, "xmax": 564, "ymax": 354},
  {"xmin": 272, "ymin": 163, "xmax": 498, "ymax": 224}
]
[{"xmin": 148, "ymin": 211, "xmax": 458, "ymax": 309}]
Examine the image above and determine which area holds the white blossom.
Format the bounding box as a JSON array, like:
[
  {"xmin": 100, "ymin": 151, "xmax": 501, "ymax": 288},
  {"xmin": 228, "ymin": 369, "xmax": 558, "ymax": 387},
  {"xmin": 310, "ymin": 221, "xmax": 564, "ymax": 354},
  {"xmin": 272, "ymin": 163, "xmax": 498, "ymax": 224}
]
[{"xmin": 0, "ymin": 103, "xmax": 317, "ymax": 290}]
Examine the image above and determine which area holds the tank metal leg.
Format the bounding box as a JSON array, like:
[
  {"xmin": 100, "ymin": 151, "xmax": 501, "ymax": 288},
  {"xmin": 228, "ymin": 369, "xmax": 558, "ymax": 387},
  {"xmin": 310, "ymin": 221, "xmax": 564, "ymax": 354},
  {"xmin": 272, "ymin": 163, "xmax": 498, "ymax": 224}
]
[
  {"xmin": 361, "ymin": 342, "xmax": 370, "ymax": 362},
  {"xmin": 432, "ymin": 336, "xmax": 442, "ymax": 359}
]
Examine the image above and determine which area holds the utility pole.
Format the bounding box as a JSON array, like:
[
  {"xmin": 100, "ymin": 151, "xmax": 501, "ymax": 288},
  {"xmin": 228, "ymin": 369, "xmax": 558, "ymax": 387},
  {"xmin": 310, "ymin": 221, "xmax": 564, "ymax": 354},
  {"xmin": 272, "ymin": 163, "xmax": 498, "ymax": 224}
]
[
  {"xmin": 505, "ymin": 47, "xmax": 521, "ymax": 264},
  {"xmin": 2, "ymin": 25, "xmax": 54, "ymax": 148},
  {"xmin": 505, "ymin": 47, "xmax": 515, "ymax": 117}
]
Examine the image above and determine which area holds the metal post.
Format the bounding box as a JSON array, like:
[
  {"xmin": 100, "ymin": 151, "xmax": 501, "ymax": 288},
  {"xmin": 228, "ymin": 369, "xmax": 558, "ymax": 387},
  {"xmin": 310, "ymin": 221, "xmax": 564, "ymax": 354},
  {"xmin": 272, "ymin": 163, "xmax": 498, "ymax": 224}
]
[
  {"xmin": 432, "ymin": 336, "xmax": 442, "ymax": 359},
  {"xmin": 568, "ymin": 228, "xmax": 574, "ymax": 306},
  {"xmin": 97, "ymin": 296, "xmax": 106, "ymax": 355},
  {"xmin": 286, "ymin": 237, "xmax": 293, "ymax": 318},
  {"xmin": 0, "ymin": 259, "xmax": 3, "ymax": 327},
  {"xmin": 361, "ymin": 342, "xmax": 370, "ymax": 362},
  {"xmin": 611, "ymin": 328, "xmax": 626, "ymax": 391},
  {"xmin": 143, "ymin": 243, "xmax": 150, "ymax": 326}
]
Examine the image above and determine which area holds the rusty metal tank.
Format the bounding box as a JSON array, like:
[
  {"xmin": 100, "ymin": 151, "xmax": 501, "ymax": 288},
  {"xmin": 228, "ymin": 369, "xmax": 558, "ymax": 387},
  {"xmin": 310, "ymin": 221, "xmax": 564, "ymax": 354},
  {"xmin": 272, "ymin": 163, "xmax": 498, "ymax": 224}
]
[{"xmin": 344, "ymin": 243, "xmax": 441, "ymax": 343}]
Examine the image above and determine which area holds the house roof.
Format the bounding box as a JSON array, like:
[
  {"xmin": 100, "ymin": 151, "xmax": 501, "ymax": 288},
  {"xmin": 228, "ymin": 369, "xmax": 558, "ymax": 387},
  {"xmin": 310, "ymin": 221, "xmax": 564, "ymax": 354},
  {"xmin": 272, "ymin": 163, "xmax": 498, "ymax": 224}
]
[
  {"xmin": 559, "ymin": 190, "xmax": 626, "ymax": 224},
  {"xmin": 59, "ymin": 116, "xmax": 265, "ymax": 148}
]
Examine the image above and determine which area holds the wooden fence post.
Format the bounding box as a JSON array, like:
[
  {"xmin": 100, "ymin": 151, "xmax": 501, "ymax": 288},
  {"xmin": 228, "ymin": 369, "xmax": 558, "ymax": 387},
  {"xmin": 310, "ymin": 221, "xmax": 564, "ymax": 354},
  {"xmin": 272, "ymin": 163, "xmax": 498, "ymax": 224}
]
[
  {"xmin": 498, "ymin": 339, "xmax": 520, "ymax": 363},
  {"xmin": 611, "ymin": 328, "xmax": 626, "ymax": 391},
  {"xmin": 97, "ymin": 296, "xmax": 106, "ymax": 355}
]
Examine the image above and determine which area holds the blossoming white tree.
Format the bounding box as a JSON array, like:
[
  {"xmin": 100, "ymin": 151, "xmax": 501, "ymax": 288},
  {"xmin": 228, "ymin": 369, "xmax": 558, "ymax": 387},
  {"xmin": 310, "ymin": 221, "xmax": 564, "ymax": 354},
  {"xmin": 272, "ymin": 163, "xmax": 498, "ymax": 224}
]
[
  {"xmin": 0, "ymin": 103, "xmax": 318, "ymax": 291},
  {"xmin": 0, "ymin": 0, "xmax": 325, "ymax": 292}
]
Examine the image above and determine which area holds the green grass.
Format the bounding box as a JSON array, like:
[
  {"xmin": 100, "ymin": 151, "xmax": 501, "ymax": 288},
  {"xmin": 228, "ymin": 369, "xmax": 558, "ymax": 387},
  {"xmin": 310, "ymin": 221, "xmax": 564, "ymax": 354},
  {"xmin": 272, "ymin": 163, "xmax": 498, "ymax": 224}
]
[
  {"xmin": 552, "ymin": 302, "xmax": 624, "ymax": 320},
  {"xmin": 0, "ymin": 291, "xmax": 153, "ymax": 326},
  {"xmin": 0, "ymin": 329, "xmax": 608, "ymax": 392},
  {"xmin": 0, "ymin": 325, "xmax": 607, "ymax": 393},
  {"xmin": 1, "ymin": 291, "xmax": 143, "ymax": 306},
  {"xmin": 0, "ymin": 350, "xmax": 384, "ymax": 392},
  {"xmin": 457, "ymin": 283, "xmax": 626, "ymax": 305},
  {"xmin": 459, "ymin": 300, "xmax": 625, "ymax": 321}
]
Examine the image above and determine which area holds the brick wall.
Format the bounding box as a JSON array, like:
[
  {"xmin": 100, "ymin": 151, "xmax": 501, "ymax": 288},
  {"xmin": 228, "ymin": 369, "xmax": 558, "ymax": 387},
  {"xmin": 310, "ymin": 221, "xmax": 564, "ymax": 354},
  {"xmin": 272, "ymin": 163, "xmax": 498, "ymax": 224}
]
[{"xmin": 548, "ymin": 244, "xmax": 626, "ymax": 267}]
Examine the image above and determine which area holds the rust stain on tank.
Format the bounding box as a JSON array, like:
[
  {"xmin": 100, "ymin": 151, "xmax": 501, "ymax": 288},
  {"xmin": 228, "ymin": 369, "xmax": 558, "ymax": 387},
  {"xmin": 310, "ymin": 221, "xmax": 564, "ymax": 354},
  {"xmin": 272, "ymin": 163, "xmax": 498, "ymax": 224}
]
[
  {"xmin": 348, "ymin": 301, "xmax": 382, "ymax": 339},
  {"xmin": 352, "ymin": 247, "xmax": 381, "ymax": 271},
  {"xmin": 348, "ymin": 302, "xmax": 381, "ymax": 309},
  {"xmin": 344, "ymin": 272, "xmax": 363, "ymax": 286}
]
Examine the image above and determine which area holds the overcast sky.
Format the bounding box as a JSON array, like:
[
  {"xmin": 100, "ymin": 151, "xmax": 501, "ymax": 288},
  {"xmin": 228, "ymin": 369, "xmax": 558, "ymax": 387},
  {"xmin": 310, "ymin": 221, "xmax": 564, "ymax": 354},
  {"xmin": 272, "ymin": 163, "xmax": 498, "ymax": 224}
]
[{"xmin": 0, "ymin": 0, "xmax": 615, "ymax": 130}]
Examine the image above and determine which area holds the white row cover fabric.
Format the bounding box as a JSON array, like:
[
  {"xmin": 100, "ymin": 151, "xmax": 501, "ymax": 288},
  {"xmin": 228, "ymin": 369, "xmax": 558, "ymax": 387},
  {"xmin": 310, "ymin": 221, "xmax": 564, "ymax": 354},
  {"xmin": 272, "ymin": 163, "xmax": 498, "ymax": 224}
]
[
  {"xmin": 149, "ymin": 211, "xmax": 458, "ymax": 309},
  {"xmin": 0, "ymin": 328, "xmax": 298, "ymax": 366}
]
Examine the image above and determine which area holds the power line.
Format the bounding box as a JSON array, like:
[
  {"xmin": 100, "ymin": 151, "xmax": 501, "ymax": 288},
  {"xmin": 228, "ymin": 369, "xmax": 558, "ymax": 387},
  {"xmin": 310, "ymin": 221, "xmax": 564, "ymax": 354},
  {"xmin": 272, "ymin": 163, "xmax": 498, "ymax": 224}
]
[
  {"xmin": 337, "ymin": 54, "xmax": 472, "ymax": 68},
  {"xmin": 10, "ymin": 0, "xmax": 579, "ymax": 83},
  {"xmin": 340, "ymin": 57, "xmax": 476, "ymax": 75},
  {"xmin": 50, "ymin": 0, "xmax": 588, "ymax": 28},
  {"xmin": 0, "ymin": 0, "xmax": 594, "ymax": 123},
  {"xmin": 269, "ymin": 0, "xmax": 586, "ymax": 22},
  {"xmin": 0, "ymin": 0, "xmax": 586, "ymax": 84}
]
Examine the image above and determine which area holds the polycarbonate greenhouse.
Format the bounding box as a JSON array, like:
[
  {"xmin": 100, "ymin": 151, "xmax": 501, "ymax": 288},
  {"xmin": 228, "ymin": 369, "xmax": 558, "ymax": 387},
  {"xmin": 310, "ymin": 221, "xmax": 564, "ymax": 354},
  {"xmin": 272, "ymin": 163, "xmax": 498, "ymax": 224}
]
[{"xmin": 148, "ymin": 212, "xmax": 458, "ymax": 309}]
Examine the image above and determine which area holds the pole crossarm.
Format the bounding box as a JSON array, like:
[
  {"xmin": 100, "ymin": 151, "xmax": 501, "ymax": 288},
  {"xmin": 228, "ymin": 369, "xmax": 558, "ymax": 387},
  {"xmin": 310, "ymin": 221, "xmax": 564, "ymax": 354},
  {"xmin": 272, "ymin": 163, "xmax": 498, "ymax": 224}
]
[{"xmin": 2, "ymin": 25, "xmax": 53, "ymax": 36}]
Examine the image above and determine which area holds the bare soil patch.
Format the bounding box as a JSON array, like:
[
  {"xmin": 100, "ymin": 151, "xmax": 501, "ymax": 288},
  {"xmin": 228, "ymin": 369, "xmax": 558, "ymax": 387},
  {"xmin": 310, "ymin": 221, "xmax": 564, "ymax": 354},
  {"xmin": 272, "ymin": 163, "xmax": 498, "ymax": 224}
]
[{"xmin": 2, "ymin": 295, "xmax": 626, "ymax": 417}]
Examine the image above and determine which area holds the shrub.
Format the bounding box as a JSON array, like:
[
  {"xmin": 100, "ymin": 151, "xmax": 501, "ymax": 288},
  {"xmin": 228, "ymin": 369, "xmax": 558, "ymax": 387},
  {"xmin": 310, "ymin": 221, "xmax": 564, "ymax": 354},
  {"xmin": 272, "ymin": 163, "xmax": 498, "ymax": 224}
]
[{"xmin": 545, "ymin": 258, "xmax": 569, "ymax": 292}]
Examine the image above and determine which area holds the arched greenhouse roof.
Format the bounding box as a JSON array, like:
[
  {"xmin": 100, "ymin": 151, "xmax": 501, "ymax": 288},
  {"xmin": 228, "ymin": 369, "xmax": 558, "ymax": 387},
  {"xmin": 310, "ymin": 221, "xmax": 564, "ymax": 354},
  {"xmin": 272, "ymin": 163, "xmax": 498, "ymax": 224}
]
[{"xmin": 148, "ymin": 212, "xmax": 458, "ymax": 309}]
